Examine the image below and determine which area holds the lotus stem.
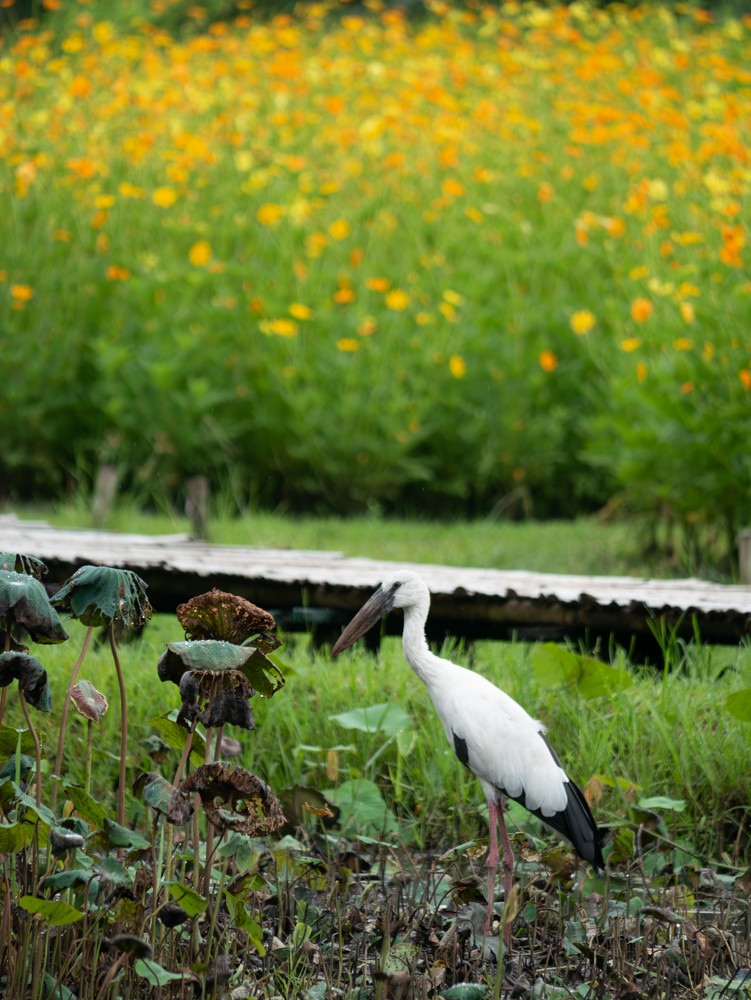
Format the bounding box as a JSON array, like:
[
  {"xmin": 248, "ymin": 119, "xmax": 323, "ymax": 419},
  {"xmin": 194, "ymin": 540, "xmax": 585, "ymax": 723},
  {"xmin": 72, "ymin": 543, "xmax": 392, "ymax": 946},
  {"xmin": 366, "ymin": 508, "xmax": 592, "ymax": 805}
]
[
  {"xmin": 0, "ymin": 620, "xmax": 11, "ymax": 725},
  {"xmin": 18, "ymin": 690, "xmax": 42, "ymax": 809},
  {"xmin": 51, "ymin": 625, "xmax": 94, "ymax": 810},
  {"xmin": 108, "ymin": 622, "xmax": 128, "ymax": 828},
  {"xmin": 85, "ymin": 719, "xmax": 94, "ymax": 797}
]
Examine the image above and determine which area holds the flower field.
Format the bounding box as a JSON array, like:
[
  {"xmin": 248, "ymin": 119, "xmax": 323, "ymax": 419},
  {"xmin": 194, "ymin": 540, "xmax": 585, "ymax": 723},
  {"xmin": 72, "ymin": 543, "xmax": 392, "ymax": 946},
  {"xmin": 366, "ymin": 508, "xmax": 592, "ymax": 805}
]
[{"xmin": 2, "ymin": 2, "xmax": 750, "ymax": 560}]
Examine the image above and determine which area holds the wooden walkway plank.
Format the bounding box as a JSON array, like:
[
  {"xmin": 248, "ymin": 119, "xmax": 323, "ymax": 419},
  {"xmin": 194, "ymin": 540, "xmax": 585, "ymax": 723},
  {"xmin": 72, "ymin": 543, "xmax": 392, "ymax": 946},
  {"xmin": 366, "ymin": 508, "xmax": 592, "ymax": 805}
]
[{"xmin": 1, "ymin": 515, "xmax": 750, "ymax": 650}]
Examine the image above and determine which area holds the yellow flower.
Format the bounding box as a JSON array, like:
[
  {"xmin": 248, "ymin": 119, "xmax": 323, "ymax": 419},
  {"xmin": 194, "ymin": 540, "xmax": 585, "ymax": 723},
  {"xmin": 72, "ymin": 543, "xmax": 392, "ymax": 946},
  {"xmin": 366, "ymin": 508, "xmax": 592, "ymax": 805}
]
[
  {"xmin": 289, "ymin": 303, "xmax": 312, "ymax": 320},
  {"xmin": 443, "ymin": 289, "xmax": 464, "ymax": 306},
  {"xmin": 10, "ymin": 284, "xmax": 33, "ymax": 301},
  {"xmin": 630, "ymin": 298, "xmax": 653, "ymax": 323},
  {"xmin": 570, "ymin": 310, "xmax": 596, "ymax": 335},
  {"xmin": 260, "ymin": 318, "xmax": 298, "ymax": 337},
  {"xmin": 189, "ymin": 241, "xmax": 212, "ymax": 267},
  {"xmin": 366, "ymin": 277, "xmax": 390, "ymax": 292},
  {"xmin": 539, "ymin": 350, "xmax": 558, "ymax": 372},
  {"xmin": 257, "ymin": 203, "xmax": 285, "ymax": 227},
  {"xmin": 636, "ymin": 362, "xmax": 648, "ymax": 383},
  {"xmin": 621, "ymin": 337, "xmax": 641, "ymax": 352},
  {"xmin": 385, "ymin": 288, "xmax": 410, "ymax": 310},
  {"xmin": 337, "ymin": 338, "xmax": 359, "ymax": 352},
  {"xmin": 153, "ymin": 186, "xmax": 178, "ymax": 208},
  {"xmin": 673, "ymin": 337, "xmax": 693, "ymax": 351},
  {"xmin": 679, "ymin": 302, "xmax": 695, "ymax": 324},
  {"xmin": 329, "ymin": 219, "xmax": 350, "ymax": 240},
  {"xmin": 449, "ymin": 354, "xmax": 466, "ymax": 378}
]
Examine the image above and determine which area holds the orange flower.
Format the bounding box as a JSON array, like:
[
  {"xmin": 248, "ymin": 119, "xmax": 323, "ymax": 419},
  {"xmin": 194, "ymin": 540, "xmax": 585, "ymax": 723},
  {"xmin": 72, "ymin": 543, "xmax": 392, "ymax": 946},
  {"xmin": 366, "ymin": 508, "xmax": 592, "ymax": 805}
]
[
  {"xmin": 630, "ymin": 298, "xmax": 653, "ymax": 323},
  {"xmin": 442, "ymin": 178, "xmax": 464, "ymax": 198},
  {"xmin": 366, "ymin": 277, "xmax": 390, "ymax": 292},
  {"xmin": 358, "ymin": 316, "xmax": 377, "ymax": 336},
  {"xmin": 10, "ymin": 284, "xmax": 33, "ymax": 301},
  {"xmin": 739, "ymin": 370, "xmax": 751, "ymax": 391},
  {"xmin": 333, "ymin": 286, "xmax": 356, "ymax": 305},
  {"xmin": 539, "ymin": 350, "xmax": 558, "ymax": 372},
  {"xmin": 537, "ymin": 181, "xmax": 553, "ymax": 203},
  {"xmin": 106, "ymin": 265, "xmax": 131, "ymax": 281}
]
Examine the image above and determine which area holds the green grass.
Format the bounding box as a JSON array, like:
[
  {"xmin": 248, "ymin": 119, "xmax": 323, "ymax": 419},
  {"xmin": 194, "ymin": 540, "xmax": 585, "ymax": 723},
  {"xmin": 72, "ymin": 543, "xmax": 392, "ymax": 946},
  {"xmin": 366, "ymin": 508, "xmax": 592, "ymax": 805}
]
[{"xmin": 23, "ymin": 501, "xmax": 669, "ymax": 577}]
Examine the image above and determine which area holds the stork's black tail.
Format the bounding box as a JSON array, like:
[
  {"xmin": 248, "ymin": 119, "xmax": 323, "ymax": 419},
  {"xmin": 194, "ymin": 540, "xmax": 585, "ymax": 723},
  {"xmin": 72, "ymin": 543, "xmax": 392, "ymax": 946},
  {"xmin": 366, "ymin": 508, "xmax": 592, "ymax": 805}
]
[{"xmin": 508, "ymin": 733, "xmax": 605, "ymax": 870}]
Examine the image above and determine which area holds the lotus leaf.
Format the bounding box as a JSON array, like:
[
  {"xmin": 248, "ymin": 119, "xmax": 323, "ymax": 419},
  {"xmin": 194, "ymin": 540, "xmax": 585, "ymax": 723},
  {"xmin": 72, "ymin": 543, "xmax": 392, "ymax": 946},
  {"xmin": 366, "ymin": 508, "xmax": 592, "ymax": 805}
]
[
  {"xmin": 0, "ymin": 570, "xmax": 68, "ymax": 644},
  {"xmin": 158, "ymin": 640, "xmax": 284, "ymax": 697},
  {"xmin": 51, "ymin": 565, "xmax": 152, "ymax": 629}
]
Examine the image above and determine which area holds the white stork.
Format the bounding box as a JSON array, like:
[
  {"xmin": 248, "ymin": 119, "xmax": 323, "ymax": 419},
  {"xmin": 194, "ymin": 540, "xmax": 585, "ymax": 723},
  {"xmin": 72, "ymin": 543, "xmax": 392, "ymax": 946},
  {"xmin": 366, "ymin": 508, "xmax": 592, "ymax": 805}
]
[{"xmin": 331, "ymin": 571, "xmax": 604, "ymax": 943}]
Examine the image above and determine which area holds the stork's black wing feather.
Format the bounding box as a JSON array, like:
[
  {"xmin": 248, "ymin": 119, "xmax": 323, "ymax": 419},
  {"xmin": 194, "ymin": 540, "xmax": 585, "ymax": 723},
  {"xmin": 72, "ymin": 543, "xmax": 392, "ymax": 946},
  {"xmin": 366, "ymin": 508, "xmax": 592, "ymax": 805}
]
[{"xmin": 503, "ymin": 733, "xmax": 605, "ymax": 870}]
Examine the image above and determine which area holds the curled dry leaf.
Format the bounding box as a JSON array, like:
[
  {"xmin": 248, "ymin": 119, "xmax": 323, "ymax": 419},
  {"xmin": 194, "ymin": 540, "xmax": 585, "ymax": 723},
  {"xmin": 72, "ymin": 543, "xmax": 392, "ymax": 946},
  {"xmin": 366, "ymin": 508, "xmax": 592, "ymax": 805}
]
[
  {"xmin": 177, "ymin": 589, "xmax": 278, "ymax": 648},
  {"xmin": 167, "ymin": 763, "xmax": 285, "ymax": 836},
  {"xmin": 71, "ymin": 680, "xmax": 108, "ymax": 723},
  {"xmin": 176, "ymin": 668, "xmax": 255, "ymax": 731},
  {"xmin": 50, "ymin": 827, "xmax": 85, "ymax": 856},
  {"xmin": 0, "ymin": 651, "xmax": 52, "ymax": 711}
]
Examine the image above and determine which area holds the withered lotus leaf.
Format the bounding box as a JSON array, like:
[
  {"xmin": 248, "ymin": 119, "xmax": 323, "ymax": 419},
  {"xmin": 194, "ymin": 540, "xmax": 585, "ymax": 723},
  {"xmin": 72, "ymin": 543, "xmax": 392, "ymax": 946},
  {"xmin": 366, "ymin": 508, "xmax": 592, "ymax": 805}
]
[
  {"xmin": 177, "ymin": 589, "xmax": 278, "ymax": 647},
  {"xmin": 51, "ymin": 566, "xmax": 152, "ymax": 629},
  {"xmin": 0, "ymin": 553, "xmax": 48, "ymax": 580},
  {"xmin": 0, "ymin": 570, "xmax": 68, "ymax": 645},
  {"xmin": 167, "ymin": 763, "xmax": 285, "ymax": 835},
  {"xmin": 158, "ymin": 640, "xmax": 284, "ymax": 698},
  {"xmin": 0, "ymin": 652, "xmax": 52, "ymax": 712},
  {"xmin": 71, "ymin": 680, "xmax": 108, "ymax": 723}
]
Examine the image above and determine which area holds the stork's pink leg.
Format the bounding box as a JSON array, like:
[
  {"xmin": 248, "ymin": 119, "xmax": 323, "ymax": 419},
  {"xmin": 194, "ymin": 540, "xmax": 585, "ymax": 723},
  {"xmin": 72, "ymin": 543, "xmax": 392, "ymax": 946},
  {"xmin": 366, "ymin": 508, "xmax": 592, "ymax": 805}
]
[
  {"xmin": 486, "ymin": 799, "xmax": 515, "ymax": 947},
  {"xmin": 485, "ymin": 800, "xmax": 500, "ymax": 936}
]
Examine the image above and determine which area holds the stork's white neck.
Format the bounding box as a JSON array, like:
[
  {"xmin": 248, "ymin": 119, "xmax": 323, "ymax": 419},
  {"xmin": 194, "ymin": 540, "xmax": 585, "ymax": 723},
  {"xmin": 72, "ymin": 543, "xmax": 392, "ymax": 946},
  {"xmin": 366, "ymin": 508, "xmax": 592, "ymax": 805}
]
[{"xmin": 401, "ymin": 600, "xmax": 444, "ymax": 686}]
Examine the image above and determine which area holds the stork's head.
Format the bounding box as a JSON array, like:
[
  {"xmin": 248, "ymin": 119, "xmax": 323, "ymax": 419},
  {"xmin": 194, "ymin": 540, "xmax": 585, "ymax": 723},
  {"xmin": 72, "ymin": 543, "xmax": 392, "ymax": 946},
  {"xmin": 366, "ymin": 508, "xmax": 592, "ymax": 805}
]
[{"xmin": 331, "ymin": 571, "xmax": 430, "ymax": 656}]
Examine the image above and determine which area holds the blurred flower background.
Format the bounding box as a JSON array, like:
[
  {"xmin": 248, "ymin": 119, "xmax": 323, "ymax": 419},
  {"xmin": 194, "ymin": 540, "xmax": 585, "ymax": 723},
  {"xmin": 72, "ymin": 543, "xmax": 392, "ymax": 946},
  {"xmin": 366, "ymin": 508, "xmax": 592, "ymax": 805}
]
[{"xmin": 1, "ymin": 0, "xmax": 750, "ymax": 568}]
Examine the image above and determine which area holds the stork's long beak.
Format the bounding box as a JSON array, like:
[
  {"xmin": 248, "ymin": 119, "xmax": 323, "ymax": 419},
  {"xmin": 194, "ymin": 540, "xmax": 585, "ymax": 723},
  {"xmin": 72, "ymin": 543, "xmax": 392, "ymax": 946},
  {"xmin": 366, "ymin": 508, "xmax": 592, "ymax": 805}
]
[{"xmin": 331, "ymin": 585, "xmax": 395, "ymax": 656}]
